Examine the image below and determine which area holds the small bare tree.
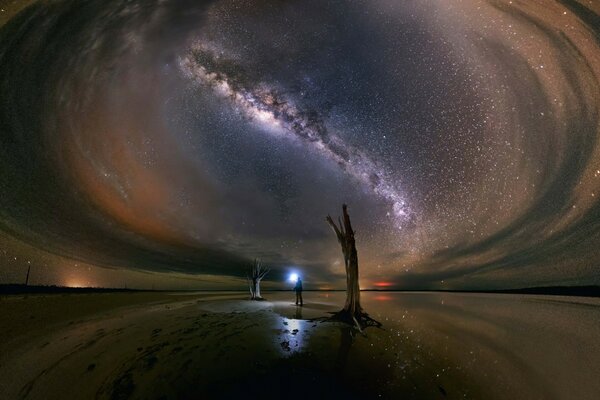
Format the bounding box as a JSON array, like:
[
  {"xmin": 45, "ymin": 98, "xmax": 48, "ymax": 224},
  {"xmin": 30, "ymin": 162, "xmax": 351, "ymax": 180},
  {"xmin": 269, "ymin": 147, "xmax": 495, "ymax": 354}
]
[
  {"xmin": 247, "ymin": 259, "xmax": 269, "ymax": 300},
  {"xmin": 326, "ymin": 204, "xmax": 380, "ymax": 330}
]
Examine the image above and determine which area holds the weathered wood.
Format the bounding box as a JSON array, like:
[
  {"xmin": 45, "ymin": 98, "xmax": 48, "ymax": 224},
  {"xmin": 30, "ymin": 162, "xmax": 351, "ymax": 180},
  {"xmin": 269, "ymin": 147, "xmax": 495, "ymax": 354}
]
[
  {"xmin": 326, "ymin": 204, "xmax": 363, "ymax": 319},
  {"xmin": 247, "ymin": 259, "xmax": 269, "ymax": 300}
]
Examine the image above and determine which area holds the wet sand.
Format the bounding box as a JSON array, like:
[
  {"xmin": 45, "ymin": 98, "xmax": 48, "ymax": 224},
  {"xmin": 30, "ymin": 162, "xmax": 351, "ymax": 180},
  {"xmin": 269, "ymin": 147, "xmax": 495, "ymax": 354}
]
[{"xmin": 0, "ymin": 291, "xmax": 599, "ymax": 399}]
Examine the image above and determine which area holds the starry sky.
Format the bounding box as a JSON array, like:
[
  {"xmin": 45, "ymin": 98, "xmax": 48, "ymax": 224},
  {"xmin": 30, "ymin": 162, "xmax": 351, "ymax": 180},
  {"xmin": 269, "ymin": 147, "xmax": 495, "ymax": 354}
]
[{"xmin": 1, "ymin": 0, "xmax": 599, "ymax": 290}]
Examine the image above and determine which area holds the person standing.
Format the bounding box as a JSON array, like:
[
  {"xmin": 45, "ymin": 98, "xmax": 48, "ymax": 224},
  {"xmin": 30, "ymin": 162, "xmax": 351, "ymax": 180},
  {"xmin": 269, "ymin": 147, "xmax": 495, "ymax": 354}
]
[{"xmin": 294, "ymin": 277, "xmax": 303, "ymax": 306}]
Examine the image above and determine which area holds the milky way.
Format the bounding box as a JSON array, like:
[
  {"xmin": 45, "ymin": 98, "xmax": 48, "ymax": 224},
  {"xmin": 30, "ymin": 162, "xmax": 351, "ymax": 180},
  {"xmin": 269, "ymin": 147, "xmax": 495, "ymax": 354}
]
[
  {"xmin": 179, "ymin": 44, "xmax": 410, "ymax": 224},
  {"xmin": 0, "ymin": 0, "xmax": 599, "ymax": 290}
]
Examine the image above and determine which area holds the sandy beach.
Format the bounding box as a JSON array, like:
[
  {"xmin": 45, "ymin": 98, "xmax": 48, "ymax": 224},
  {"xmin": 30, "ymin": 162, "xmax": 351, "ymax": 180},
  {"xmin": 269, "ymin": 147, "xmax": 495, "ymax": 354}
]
[{"xmin": 1, "ymin": 291, "xmax": 599, "ymax": 399}]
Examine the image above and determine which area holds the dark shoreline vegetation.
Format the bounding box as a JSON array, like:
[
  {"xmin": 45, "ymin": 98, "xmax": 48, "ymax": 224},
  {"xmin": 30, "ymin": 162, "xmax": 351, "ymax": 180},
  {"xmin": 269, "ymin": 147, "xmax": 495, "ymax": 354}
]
[{"xmin": 2, "ymin": 284, "xmax": 599, "ymax": 297}]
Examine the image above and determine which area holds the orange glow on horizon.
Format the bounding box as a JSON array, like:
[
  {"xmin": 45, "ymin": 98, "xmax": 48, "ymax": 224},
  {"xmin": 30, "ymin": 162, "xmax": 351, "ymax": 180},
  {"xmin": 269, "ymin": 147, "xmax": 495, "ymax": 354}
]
[
  {"xmin": 64, "ymin": 278, "xmax": 90, "ymax": 288},
  {"xmin": 65, "ymin": 281, "xmax": 84, "ymax": 288}
]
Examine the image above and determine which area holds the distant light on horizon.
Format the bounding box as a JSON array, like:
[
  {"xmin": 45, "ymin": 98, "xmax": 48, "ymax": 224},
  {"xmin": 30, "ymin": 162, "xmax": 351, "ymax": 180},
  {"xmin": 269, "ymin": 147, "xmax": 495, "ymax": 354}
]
[
  {"xmin": 288, "ymin": 273, "xmax": 299, "ymax": 282},
  {"xmin": 64, "ymin": 279, "xmax": 87, "ymax": 288}
]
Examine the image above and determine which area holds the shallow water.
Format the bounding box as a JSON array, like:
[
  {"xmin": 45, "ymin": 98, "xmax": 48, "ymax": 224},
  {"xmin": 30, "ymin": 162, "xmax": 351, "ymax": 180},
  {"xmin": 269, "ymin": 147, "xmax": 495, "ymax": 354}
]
[
  {"xmin": 1, "ymin": 291, "xmax": 598, "ymax": 399},
  {"xmin": 273, "ymin": 291, "xmax": 600, "ymax": 399},
  {"xmin": 368, "ymin": 292, "xmax": 600, "ymax": 399}
]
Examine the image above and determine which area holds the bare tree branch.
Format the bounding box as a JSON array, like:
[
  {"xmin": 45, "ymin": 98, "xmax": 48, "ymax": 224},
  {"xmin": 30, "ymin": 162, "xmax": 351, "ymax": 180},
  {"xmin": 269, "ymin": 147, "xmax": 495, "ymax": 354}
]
[
  {"xmin": 326, "ymin": 215, "xmax": 343, "ymax": 243},
  {"xmin": 247, "ymin": 258, "xmax": 269, "ymax": 300},
  {"xmin": 325, "ymin": 204, "xmax": 380, "ymax": 330}
]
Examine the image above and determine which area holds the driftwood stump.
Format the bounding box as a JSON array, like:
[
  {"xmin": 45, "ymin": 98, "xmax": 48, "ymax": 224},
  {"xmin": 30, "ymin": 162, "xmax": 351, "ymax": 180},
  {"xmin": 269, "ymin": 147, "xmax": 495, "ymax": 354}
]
[{"xmin": 326, "ymin": 204, "xmax": 381, "ymax": 330}]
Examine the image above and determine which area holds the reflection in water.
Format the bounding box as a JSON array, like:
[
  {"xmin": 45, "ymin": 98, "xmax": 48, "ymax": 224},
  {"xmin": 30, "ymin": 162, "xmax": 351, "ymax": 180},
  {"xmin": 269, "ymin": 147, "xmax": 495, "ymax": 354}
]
[
  {"xmin": 294, "ymin": 305, "xmax": 303, "ymax": 320},
  {"xmin": 360, "ymin": 292, "xmax": 600, "ymax": 399},
  {"xmin": 3, "ymin": 291, "xmax": 598, "ymax": 399},
  {"xmin": 334, "ymin": 326, "xmax": 354, "ymax": 375},
  {"xmin": 278, "ymin": 315, "xmax": 309, "ymax": 355},
  {"xmin": 272, "ymin": 291, "xmax": 600, "ymax": 398}
]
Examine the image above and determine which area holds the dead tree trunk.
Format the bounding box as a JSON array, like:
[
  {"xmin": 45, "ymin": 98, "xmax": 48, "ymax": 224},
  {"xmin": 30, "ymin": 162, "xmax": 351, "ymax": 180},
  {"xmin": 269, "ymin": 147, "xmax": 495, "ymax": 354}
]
[
  {"xmin": 326, "ymin": 204, "xmax": 380, "ymax": 330},
  {"xmin": 326, "ymin": 204, "xmax": 361, "ymax": 315},
  {"xmin": 247, "ymin": 259, "xmax": 269, "ymax": 300}
]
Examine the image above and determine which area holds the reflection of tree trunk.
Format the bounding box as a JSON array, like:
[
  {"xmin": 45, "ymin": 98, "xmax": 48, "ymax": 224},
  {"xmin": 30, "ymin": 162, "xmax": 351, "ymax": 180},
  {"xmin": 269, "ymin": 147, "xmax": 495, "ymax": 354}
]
[
  {"xmin": 334, "ymin": 326, "xmax": 354, "ymax": 374},
  {"xmin": 247, "ymin": 259, "xmax": 269, "ymax": 300}
]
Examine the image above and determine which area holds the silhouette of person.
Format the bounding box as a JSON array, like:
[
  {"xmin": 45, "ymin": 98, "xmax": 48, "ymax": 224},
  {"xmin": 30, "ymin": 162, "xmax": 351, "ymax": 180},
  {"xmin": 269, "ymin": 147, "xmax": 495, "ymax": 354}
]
[{"xmin": 294, "ymin": 278, "xmax": 303, "ymax": 306}]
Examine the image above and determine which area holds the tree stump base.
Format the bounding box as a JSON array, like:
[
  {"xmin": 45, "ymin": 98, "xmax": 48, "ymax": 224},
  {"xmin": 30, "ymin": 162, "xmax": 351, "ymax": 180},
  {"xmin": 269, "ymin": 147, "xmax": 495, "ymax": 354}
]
[
  {"xmin": 330, "ymin": 309, "xmax": 382, "ymax": 331},
  {"xmin": 249, "ymin": 297, "xmax": 267, "ymax": 301}
]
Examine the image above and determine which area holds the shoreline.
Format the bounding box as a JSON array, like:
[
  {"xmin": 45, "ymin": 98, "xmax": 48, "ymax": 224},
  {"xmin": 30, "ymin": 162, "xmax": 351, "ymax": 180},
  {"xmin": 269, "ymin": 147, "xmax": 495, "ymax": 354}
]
[{"xmin": 2, "ymin": 284, "xmax": 599, "ymax": 298}]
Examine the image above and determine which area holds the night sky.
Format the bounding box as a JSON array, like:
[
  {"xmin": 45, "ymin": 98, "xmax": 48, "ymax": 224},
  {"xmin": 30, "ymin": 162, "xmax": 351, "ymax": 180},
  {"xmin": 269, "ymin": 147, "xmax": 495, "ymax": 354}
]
[{"xmin": 1, "ymin": 0, "xmax": 599, "ymax": 290}]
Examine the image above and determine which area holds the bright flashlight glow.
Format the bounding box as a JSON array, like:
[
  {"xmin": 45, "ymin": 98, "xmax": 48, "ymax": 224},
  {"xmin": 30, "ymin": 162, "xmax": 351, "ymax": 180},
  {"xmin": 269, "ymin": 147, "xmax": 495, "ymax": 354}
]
[{"xmin": 289, "ymin": 273, "xmax": 299, "ymax": 282}]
